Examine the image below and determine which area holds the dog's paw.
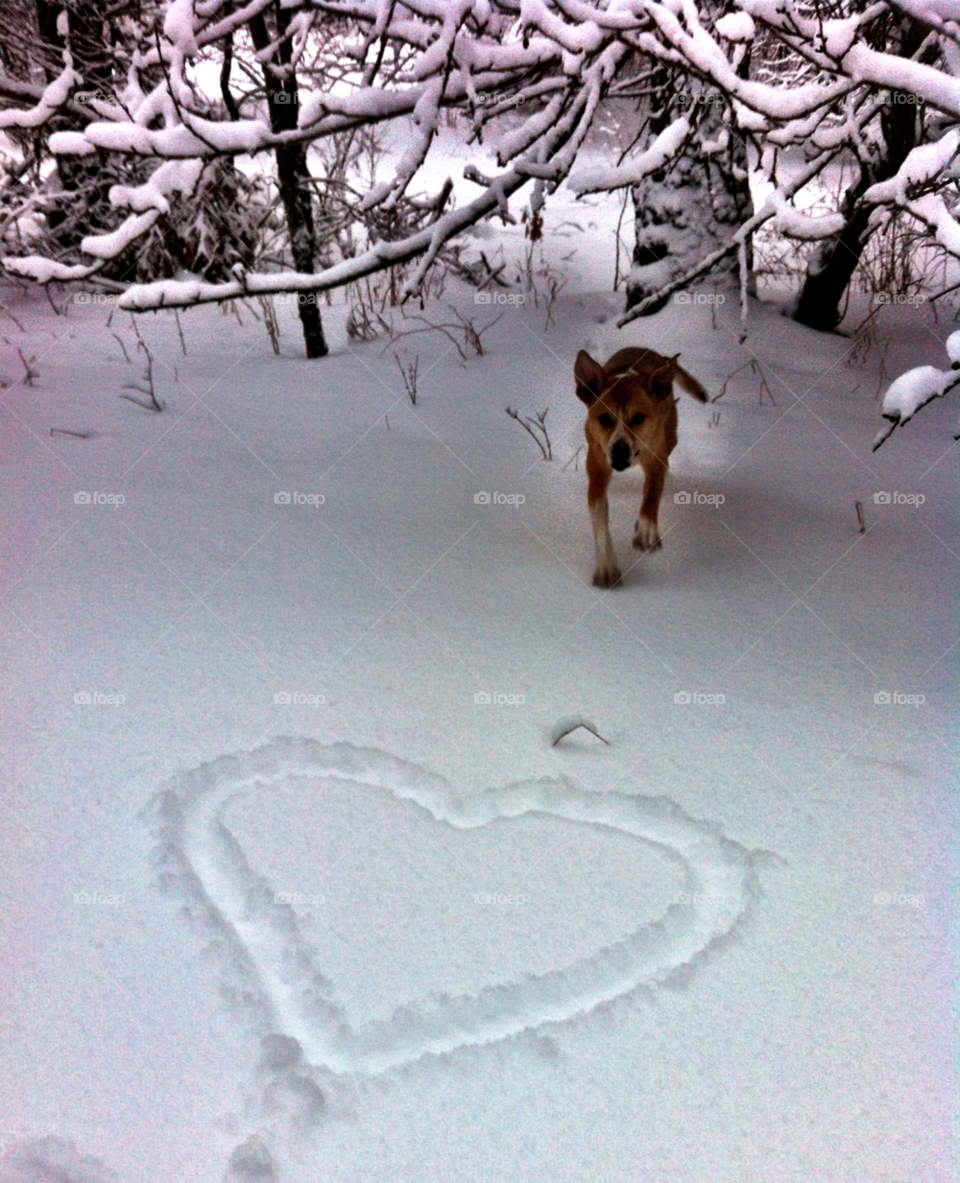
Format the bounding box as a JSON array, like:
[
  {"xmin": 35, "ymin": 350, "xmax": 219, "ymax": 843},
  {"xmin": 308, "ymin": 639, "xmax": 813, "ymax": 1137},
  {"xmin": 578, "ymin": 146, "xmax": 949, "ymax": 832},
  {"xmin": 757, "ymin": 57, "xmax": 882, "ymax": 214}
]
[
  {"xmin": 592, "ymin": 564, "xmax": 622, "ymax": 589},
  {"xmin": 632, "ymin": 520, "xmax": 662, "ymax": 551}
]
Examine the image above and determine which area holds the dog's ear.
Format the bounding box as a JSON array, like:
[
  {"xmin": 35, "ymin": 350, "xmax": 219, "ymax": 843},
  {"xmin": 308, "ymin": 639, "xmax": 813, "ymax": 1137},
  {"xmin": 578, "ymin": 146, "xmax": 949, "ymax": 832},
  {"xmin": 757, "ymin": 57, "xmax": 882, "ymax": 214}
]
[
  {"xmin": 650, "ymin": 354, "xmax": 679, "ymax": 400},
  {"xmin": 574, "ymin": 350, "xmax": 605, "ymax": 405}
]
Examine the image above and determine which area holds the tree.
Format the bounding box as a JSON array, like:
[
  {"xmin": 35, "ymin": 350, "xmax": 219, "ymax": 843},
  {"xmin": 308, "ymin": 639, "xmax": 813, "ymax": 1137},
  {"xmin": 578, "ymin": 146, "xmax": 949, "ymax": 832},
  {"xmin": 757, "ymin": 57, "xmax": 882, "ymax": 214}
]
[
  {"xmin": 0, "ymin": 0, "xmax": 959, "ymax": 411},
  {"xmin": 247, "ymin": 4, "xmax": 328, "ymax": 357},
  {"xmin": 791, "ymin": 15, "xmax": 927, "ymax": 331},
  {"xmin": 623, "ymin": 4, "xmax": 755, "ymax": 315}
]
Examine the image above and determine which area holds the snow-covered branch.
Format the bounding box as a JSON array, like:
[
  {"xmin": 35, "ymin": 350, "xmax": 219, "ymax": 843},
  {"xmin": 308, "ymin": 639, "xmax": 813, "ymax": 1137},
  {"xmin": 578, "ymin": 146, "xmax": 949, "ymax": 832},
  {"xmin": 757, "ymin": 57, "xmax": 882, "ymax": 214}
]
[{"xmin": 873, "ymin": 331, "xmax": 960, "ymax": 449}]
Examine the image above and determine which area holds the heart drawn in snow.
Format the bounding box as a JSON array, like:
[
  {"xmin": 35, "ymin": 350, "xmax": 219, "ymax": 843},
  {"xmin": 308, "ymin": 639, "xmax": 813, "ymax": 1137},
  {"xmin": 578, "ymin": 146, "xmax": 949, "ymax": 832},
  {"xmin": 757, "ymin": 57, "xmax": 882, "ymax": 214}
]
[{"xmin": 152, "ymin": 738, "xmax": 757, "ymax": 1077}]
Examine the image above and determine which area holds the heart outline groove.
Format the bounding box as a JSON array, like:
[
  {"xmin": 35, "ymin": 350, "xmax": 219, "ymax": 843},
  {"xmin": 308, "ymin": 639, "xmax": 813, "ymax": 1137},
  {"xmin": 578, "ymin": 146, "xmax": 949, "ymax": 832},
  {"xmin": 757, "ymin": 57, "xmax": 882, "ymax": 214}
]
[{"xmin": 151, "ymin": 737, "xmax": 760, "ymax": 1077}]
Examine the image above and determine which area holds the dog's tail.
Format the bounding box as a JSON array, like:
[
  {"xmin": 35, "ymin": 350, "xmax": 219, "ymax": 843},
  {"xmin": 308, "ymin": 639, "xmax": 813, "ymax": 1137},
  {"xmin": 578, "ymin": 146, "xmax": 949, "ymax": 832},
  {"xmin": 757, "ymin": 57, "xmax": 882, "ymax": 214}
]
[{"xmin": 674, "ymin": 362, "xmax": 709, "ymax": 403}]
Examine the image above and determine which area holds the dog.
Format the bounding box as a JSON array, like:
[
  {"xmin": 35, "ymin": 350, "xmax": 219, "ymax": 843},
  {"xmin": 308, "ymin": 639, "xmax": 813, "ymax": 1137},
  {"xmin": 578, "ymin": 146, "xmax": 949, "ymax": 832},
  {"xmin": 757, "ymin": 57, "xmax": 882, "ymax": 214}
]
[{"xmin": 574, "ymin": 347, "xmax": 708, "ymax": 587}]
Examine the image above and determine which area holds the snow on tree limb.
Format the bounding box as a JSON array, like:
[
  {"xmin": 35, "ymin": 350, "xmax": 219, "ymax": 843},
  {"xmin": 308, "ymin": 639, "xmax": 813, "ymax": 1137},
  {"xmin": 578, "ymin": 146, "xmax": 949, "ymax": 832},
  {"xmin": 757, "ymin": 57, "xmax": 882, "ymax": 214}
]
[
  {"xmin": 864, "ymin": 131, "xmax": 960, "ymax": 207},
  {"xmin": 113, "ymin": 163, "xmax": 530, "ymax": 310},
  {"xmin": 873, "ymin": 333, "xmax": 960, "ymax": 449},
  {"xmin": 567, "ymin": 117, "xmax": 690, "ymax": 194},
  {"xmin": 764, "ymin": 190, "xmax": 848, "ymax": 241},
  {"xmin": 0, "ymin": 56, "xmax": 80, "ymax": 131},
  {"xmin": 2, "ymin": 257, "xmax": 101, "ymax": 284}
]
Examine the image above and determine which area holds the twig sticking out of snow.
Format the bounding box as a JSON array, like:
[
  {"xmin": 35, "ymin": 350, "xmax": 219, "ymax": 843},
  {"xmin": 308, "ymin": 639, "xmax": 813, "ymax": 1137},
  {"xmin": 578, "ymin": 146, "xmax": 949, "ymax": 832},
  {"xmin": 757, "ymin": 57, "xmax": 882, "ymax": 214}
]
[
  {"xmin": 0, "ymin": 304, "xmax": 25, "ymax": 332},
  {"xmin": 394, "ymin": 352, "xmax": 419, "ymax": 405},
  {"xmin": 111, "ymin": 332, "xmax": 132, "ymax": 364},
  {"xmin": 257, "ymin": 295, "xmax": 280, "ymax": 355},
  {"xmin": 551, "ymin": 716, "xmax": 610, "ymax": 747},
  {"xmin": 715, "ymin": 359, "xmax": 775, "ymax": 405},
  {"xmin": 506, "ymin": 405, "xmax": 552, "ymax": 460},
  {"xmin": 17, "ymin": 348, "xmax": 38, "ymax": 386},
  {"xmin": 174, "ymin": 309, "xmax": 188, "ymax": 356},
  {"xmin": 855, "ymin": 500, "xmax": 865, "ymax": 534},
  {"xmin": 121, "ymin": 337, "xmax": 162, "ymax": 412}
]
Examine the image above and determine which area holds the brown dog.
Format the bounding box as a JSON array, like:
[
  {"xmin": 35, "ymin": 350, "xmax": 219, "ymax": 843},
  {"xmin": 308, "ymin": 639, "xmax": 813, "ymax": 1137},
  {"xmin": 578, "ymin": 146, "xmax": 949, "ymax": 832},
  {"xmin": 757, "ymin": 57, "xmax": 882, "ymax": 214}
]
[{"xmin": 575, "ymin": 347, "xmax": 708, "ymax": 587}]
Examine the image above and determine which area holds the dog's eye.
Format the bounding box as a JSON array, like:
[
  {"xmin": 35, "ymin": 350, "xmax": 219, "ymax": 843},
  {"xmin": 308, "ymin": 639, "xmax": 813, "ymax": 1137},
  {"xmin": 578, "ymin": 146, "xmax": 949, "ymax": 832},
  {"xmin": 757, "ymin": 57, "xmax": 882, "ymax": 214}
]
[
  {"xmin": 597, "ymin": 413, "xmax": 614, "ymax": 429},
  {"xmin": 630, "ymin": 413, "xmax": 646, "ymax": 427}
]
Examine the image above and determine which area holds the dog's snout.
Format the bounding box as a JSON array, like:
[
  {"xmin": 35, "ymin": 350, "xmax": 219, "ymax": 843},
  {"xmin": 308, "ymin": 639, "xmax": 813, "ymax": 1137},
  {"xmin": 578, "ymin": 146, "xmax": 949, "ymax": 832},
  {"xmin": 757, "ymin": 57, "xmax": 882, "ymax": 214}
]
[{"xmin": 610, "ymin": 439, "xmax": 632, "ymax": 471}]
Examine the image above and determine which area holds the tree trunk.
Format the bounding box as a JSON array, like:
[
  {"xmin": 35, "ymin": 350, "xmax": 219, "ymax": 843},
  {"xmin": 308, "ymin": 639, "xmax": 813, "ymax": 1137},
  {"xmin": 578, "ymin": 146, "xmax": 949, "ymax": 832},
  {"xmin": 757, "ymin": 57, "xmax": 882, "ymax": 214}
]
[
  {"xmin": 36, "ymin": 0, "xmax": 115, "ymax": 243},
  {"xmin": 625, "ymin": 90, "xmax": 754, "ymax": 314},
  {"xmin": 792, "ymin": 18, "xmax": 925, "ymax": 332},
  {"xmin": 249, "ymin": 6, "xmax": 328, "ymax": 358}
]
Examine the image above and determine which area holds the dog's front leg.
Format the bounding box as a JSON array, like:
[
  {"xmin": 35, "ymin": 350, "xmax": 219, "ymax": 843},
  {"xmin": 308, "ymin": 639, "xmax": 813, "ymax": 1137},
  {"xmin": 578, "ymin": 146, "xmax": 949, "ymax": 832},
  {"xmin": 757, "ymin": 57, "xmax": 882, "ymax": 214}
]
[
  {"xmin": 634, "ymin": 456, "xmax": 667, "ymax": 551},
  {"xmin": 587, "ymin": 449, "xmax": 621, "ymax": 588}
]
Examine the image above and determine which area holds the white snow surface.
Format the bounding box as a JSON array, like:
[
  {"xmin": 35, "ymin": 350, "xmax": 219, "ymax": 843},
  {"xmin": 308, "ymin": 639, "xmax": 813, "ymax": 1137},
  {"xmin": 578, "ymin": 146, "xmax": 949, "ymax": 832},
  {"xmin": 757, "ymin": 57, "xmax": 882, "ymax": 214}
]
[{"xmin": 0, "ymin": 166, "xmax": 956, "ymax": 1183}]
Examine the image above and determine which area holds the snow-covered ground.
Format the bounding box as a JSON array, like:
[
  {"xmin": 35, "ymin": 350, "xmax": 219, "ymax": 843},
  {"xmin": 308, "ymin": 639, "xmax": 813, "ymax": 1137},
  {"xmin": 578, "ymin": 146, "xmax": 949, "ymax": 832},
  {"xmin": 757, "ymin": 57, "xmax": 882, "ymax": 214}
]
[{"xmin": 0, "ymin": 198, "xmax": 957, "ymax": 1183}]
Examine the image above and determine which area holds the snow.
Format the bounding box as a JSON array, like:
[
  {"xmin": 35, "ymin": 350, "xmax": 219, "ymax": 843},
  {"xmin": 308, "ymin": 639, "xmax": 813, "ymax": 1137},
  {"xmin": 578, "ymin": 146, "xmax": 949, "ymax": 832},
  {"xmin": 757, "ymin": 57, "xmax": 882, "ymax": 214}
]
[
  {"xmin": 164, "ymin": 0, "xmax": 200, "ymax": 58},
  {"xmin": 567, "ymin": 117, "xmax": 689, "ymax": 193},
  {"xmin": 164, "ymin": 737, "xmax": 755, "ymax": 1075},
  {"xmin": 906, "ymin": 192, "xmax": 960, "ymax": 258},
  {"xmin": 0, "ymin": 256, "xmax": 96, "ymax": 283},
  {"xmin": 108, "ymin": 159, "xmax": 205, "ymax": 215},
  {"xmin": 0, "ymin": 62, "xmax": 79, "ymax": 131},
  {"xmin": 80, "ymin": 211, "xmax": 161, "ymax": 261},
  {"xmin": 48, "ymin": 131, "xmax": 98, "ymax": 158},
  {"xmin": 880, "ymin": 363, "xmax": 960, "ymax": 424},
  {"xmin": 714, "ymin": 11, "xmax": 755, "ymax": 41},
  {"xmin": 763, "ymin": 189, "xmax": 847, "ymax": 241},
  {"xmin": 0, "ymin": 262, "xmax": 955, "ymax": 1183},
  {"xmin": 865, "ymin": 130, "xmax": 960, "ymax": 208}
]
